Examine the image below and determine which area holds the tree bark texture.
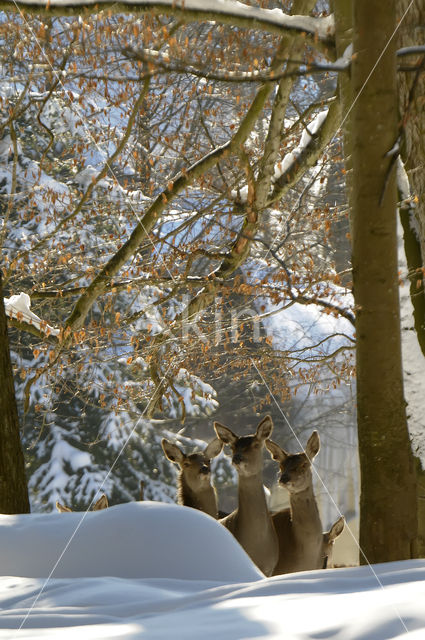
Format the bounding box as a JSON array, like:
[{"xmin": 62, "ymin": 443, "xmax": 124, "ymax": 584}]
[
  {"xmin": 352, "ymin": 0, "xmax": 417, "ymax": 562},
  {"xmin": 397, "ymin": 0, "xmax": 425, "ymax": 557},
  {"xmin": 333, "ymin": 0, "xmax": 353, "ymax": 218},
  {"xmin": 398, "ymin": 0, "xmax": 425, "ymax": 268},
  {"xmin": 0, "ymin": 272, "xmax": 30, "ymax": 513}
]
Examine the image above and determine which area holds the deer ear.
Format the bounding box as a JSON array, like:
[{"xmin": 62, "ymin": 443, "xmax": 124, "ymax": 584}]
[
  {"xmin": 214, "ymin": 423, "xmax": 237, "ymax": 445},
  {"xmin": 265, "ymin": 439, "xmax": 286, "ymax": 462},
  {"xmin": 204, "ymin": 437, "xmax": 223, "ymax": 460},
  {"xmin": 93, "ymin": 494, "xmax": 108, "ymax": 510},
  {"xmin": 306, "ymin": 430, "xmax": 320, "ymax": 459},
  {"xmin": 328, "ymin": 516, "xmax": 345, "ymax": 541},
  {"xmin": 256, "ymin": 415, "xmax": 273, "ymax": 440},
  {"xmin": 56, "ymin": 501, "xmax": 72, "ymax": 513},
  {"xmin": 161, "ymin": 439, "xmax": 185, "ymax": 465}
]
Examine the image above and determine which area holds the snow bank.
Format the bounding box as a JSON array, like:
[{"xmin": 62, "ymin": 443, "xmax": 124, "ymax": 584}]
[
  {"xmin": 0, "ymin": 502, "xmax": 262, "ymax": 582},
  {"xmin": 1, "ymin": 505, "xmax": 425, "ymax": 639},
  {"xmin": 1, "ymin": 561, "xmax": 425, "ymax": 639}
]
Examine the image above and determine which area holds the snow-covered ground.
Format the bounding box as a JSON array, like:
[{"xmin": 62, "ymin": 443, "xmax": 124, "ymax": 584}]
[{"xmin": 1, "ymin": 502, "xmax": 424, "ymax": 639}]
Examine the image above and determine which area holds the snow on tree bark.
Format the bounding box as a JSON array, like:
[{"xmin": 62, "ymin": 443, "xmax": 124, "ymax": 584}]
[{"xmin": 0, "ymin": 272, "xmax": 30, "ymax": 513}]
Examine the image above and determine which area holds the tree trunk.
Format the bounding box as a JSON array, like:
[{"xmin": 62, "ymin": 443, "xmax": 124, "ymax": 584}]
[
  {"xmin": 351, "ymin": 0, "xmax": 417, "ymax": 562},
  {"xmin": 0, "ymin": 272, "xmax": 30, "ymax": 513},
  {"xmin": 415, "ymin": 459, "xmax": 425, "ymax": 555},
  {"xmin": 397, "ymin": 0, "xmax": 425, "ymax": 557},
  {"xmin": 397, "ymin": 0, "xmax": 425, "ymax": 357},
  {"xmin": 333, "ymin": 0, "xmax": 353, "ymax": 218},
  {"xmin": 397, "ymin": 0, "xmax": 425, "ymax": 268}
]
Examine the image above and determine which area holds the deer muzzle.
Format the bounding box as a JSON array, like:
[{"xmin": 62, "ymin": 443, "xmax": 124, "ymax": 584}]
[
  {"xmin": 279, "ymin": 471, "xmax": 291, "ymax": 485},
  {"xmin": 232, "ymin": 453, "xmax": 243, "ymax": 465}
]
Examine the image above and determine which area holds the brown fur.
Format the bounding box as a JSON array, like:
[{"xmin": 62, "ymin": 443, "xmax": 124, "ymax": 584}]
[
  {"xmin": 162, "ymin": 437, "xmax": 223, "ymax": 518},
  {"xmin": 267, "ymin": 432, "xmax": 324, "ymax": 575},
  {"xmin": 321, "ymin": 516, "xmax": 345, "ymax": 568},
  {"xmin": 215, "ymin": 416, "xmax": 279, "ymax": 577},
  {"xmin": 56, "ymin": 494, "xmax": 109, "ymax": 513}
]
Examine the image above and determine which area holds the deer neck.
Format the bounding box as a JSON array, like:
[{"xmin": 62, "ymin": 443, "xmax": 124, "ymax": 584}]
[
  {"xmin": 178, "ymin": 475, "xmax": 218, "ymax": 518},
  {"xmin": 289, "ymin": 484, "xmax": 322, "ymax": 535},
  {"xmin": 237, "ymin": 472, "xmax": 269, "ymax": 519},
  {"xmin": 234, "ymin": 470, "xmax": 278, "ymax": 576}
]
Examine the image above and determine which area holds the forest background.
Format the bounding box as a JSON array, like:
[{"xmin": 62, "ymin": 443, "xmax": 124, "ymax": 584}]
[{"xmin": 1, "ymin": 0, "xmax": 424, "ymax": 565}]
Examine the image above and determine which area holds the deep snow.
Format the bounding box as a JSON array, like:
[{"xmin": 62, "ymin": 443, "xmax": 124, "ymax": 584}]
[{"xmin": 1, "ymin": 501, "xmax": 424, "ymax": 639}]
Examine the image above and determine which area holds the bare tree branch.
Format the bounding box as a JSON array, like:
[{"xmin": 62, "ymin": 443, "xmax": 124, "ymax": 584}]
[
  {"xmin": 2, "ymin": 0, "xmax": 335, "ymax": 43},
  {"xmin": 268, "ymin": 97, "xmax": 341, "ymax": 205},
  {"xmin": 64, "ymin": 35, "xmax": 295, "ymax": 334}
]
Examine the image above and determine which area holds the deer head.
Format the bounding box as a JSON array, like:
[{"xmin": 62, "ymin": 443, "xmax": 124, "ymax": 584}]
[
  {"xmin": 266, "ymin": 431, "xmax": 320, "ymax": 492},
  {"xmin": 214, "ymin": 415, "xmax": 273, "ymax": 477},
  {"xmin": 56, "ymin": 493, "xmax": 109, "ymax": 512},
  {"xmin": 322, "ymin": 516, "xmax": 345, "ymax": 568},
  {"xmin": 161, "ymin": 437, "xmax": 223, "ymax": 492}
]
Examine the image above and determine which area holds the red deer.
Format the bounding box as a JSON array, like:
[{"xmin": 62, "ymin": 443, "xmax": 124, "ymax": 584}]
[
  {"xmin": 56, "ymin": 494, "xmax": 109, "ymax": 512},
  {"xmin": 161, "ymin": 437, "xmax": 223, "ymax": 518},
  {"xmin": 214, "ymin": 416, "xmax": 279, "ymax": 576},
  {"xmin": 321, "ymin": 516, "xmax": 345, "ymax": 568},
  {"xmin": 267, "ymin": 431, "xmax": 324, "ymax": 574}
]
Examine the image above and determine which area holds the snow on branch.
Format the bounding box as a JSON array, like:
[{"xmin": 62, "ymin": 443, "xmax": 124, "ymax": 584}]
[
  {"xmin": 1, "ymin": 0, "xmax": 335, "ymax": 40},
  {"xmin": 231, "ymin": 108, "xmax": 330, "ymax": 205},
  {"xmin": 269, "ymin": 99, "xmax": 340, "ymax": 205},
  {"xmin": 273, "ymin": 109, "xmax": 329, "ymax": 182},
  {"xmin": 397, "ymin": 45, "xmax": 425, "ymax": 57},
  {"xmin": 4, "ymin": 292, "xmax": 60, "ymax": 340}
]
